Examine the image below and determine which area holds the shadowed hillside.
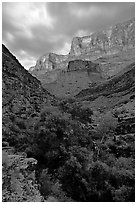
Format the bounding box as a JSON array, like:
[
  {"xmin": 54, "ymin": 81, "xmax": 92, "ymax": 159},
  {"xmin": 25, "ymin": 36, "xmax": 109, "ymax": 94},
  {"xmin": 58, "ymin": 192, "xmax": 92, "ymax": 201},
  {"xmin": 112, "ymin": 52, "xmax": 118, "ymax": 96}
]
[
  {"xmin": 2, "ymin": 44, "xmax": 55, "ymax": 147},
  {"xmin": 76, "ymin": 62, "xmax": 135, "ymax": 100}
]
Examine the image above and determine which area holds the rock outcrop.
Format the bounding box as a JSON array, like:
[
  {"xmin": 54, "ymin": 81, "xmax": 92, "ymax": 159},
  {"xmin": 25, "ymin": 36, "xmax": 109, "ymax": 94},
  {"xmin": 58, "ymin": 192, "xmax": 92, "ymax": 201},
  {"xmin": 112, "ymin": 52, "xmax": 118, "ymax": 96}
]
[
  {"xmin": 30, "ymin": 53, "xmax": 68, "ymax": 75},
  {"xmin": 69, "ymin": 18, "xmax": 134, "ymax": 56},
  {"xmin": 2, "ymin": 149, "xmax": 43, "ymax": 202},
  {"xmin": 67, "ymin": 60, "xmax": 100, "ymax": 72}
]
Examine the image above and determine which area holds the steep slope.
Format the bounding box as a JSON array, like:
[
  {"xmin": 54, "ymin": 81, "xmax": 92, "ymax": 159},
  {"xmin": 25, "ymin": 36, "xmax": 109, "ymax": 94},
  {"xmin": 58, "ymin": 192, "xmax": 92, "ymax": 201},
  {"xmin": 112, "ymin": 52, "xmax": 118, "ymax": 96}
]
[{"xmin": 2, "ymin": 44, "xmax": 55, "ymax": 147}]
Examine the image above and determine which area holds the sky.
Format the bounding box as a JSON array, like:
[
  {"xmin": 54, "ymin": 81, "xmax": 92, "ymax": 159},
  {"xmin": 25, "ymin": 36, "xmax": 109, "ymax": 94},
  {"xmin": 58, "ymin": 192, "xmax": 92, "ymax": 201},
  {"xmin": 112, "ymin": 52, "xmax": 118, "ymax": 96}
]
[{"xmin": 2, "ymin": 2, "xmax": 135, "ymax": 70}]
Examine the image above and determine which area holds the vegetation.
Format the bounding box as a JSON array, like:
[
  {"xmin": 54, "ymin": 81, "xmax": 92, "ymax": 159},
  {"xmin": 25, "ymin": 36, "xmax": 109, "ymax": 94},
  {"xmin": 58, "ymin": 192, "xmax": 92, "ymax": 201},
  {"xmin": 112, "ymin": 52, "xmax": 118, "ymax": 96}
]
[
  {"xmin": 3, "ymin": 96, "xmax": 135, "ymax": 202},
  {"xmin": 3, "ymin": 101, "xmax": 131, "ymax": 202}
]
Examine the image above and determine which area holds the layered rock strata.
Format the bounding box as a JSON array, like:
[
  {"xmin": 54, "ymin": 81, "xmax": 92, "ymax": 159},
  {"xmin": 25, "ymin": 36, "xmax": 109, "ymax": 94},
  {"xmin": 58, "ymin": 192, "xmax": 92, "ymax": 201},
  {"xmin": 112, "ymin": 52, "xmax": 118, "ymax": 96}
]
[{"xmin": 29, "ymin": 18, "xmax": 135, "ymax": 82}]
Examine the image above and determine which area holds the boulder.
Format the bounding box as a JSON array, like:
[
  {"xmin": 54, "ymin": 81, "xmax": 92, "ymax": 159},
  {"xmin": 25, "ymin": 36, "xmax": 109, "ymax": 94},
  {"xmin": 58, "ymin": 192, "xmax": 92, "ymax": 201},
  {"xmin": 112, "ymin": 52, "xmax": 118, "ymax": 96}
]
[{"xmin": 2, "ymin": 151, "xmax": 43, "ymax": 202}]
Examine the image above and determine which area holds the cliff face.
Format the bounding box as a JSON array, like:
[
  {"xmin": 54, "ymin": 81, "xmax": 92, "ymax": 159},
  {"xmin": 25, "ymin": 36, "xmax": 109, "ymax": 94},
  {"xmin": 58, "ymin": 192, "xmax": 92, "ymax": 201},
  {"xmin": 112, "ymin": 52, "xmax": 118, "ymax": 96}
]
[
  {"xmin": 30, "ymin": 53, "xmax": 68, "ymax": 74},
  {"xmin": 29, "ymin": 18, "xmax": 134, "ymax": 77},
  {"xmin": 67, "ymin": 60, "xmax": 100, "ymax": 72},
  {"xmin": 69, "ymin": 18, "xmax": 134, "ymax": 56},
  {"xmin": 29, "ymin": 18, "xmax": 135, "ymax": 98}
]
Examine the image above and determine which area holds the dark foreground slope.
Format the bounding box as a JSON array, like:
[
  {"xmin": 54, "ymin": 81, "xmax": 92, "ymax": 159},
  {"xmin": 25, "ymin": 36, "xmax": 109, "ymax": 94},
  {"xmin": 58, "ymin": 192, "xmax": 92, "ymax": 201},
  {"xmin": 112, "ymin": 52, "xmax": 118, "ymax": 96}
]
[{"xmin": 2, "ymin": 44, "xmax": 55, "ymax": 148}]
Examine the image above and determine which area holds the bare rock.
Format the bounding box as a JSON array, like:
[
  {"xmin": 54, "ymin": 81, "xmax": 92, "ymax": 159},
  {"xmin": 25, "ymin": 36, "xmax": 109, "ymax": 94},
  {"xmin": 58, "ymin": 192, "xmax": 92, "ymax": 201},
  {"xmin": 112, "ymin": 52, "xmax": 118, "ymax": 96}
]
[
  {"xmin": 69, "ymin": 18, "xmax": 135, "ymax": 56},
  {"xmin": 2, "ymin": 151, "xmax": 43, "ymax": 202}
]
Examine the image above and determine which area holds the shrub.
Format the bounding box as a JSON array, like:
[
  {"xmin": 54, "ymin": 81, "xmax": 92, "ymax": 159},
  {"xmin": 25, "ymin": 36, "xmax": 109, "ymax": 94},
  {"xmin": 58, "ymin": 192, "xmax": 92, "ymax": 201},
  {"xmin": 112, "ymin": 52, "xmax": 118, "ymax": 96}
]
[{"xmin": 113, "ymin": 185, "xmax": 134, "ymax": 202}]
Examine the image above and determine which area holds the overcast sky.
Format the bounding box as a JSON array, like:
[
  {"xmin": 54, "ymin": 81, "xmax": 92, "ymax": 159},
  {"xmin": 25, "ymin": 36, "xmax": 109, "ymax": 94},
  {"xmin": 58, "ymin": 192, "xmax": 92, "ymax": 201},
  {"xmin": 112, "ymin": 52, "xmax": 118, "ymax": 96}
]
[{"xmin": 2, "ymin": 2, "xmax": 135, "ymax": 70}]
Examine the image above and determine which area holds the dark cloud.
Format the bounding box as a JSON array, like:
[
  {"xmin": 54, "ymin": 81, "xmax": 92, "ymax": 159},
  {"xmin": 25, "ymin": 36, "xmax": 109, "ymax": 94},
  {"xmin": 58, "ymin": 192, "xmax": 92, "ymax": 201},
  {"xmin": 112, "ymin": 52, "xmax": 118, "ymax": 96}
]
[{"xmin": 2, "ymin": 2, "xmax": 135, "ymax": 69}]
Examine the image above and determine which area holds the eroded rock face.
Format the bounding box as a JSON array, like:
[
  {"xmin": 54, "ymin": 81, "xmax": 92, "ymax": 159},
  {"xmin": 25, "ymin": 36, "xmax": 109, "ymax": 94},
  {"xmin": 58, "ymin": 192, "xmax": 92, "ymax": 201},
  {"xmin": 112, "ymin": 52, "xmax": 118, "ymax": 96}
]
[
  {"xmin": 69, "ymin": 18, "xmax": 135, "ymax": 56},
  {"xmin": 29, "ymin": 53, "xmax": 69, "ymax": 84},
  {"xmin": 30, "ymin": 53, "xmax": 68, "ymax": 74}
]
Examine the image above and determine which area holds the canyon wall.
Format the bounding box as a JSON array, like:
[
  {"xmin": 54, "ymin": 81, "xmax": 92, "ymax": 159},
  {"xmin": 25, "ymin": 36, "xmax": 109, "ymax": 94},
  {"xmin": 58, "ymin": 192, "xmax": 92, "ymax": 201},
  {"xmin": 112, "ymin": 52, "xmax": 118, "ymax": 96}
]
[{"xmin": 29, "ymin": 18, "xmax": 135, "ymax": 83}]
